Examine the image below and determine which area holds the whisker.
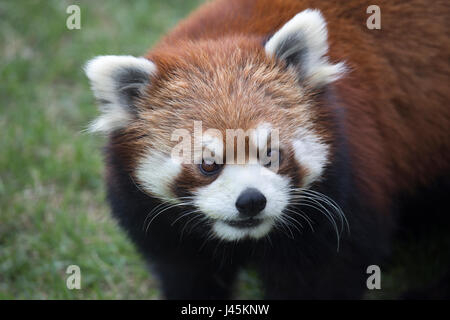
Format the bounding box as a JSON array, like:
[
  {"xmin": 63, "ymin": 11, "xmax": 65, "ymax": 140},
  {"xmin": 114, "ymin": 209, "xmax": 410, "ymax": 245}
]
[
  {"xmin": 188, "ymin": 215, "xmax": 209, "ymax": 233},
  {"xmin": 280, "ymin": 214, "xmax": 304, "ymax": 235},
  {"xmin": 170, "ymin": 209, "xmax": 202, "ymax": 226},
  {"xmin": 145, "ymin": 200, "xmax": 195, "ymax": 233},
  {"xmin": 265, "ymin": 233, "xmax": 273, "ymax": 247},
  {"xmin": 289, "ymin": 189, "xmax": 349, "ymax": 233},
  {"xmin": 287, "ymin": 192, "xmax": 343, "ymax": 250},
  {"xmin": 180, "ymin": 215, "xmax": 202, "ymax": 240},
  {"xmin": 143, "ymin": 200, "xmax": 173, "ymax": 231},
  {"xmin": 288, "ymin": 207, "xmax": 314, "ymax": 226},
  {"xmin": 298, "ymin": 201, "xmax": 340, "ymax": 249},
  {"xmin": 284, "ymin": 208, "xmax": 314, "ymax": 232},
  {"xmin": 198, "ymin": 228, "xmax": 217, "ymax": 251},
  {"xmin": 291, "ymin": 188, "xmax": 349, "ymax": 233},
  {"xmin": 300, "ymin": 189, "xmax": 349, "ymax": 234},
  {"xmin": 274, "ymin": 217, "xmax": 295, "ymax": 239},
  {"xmin": 295, "ymin": 197, "xmax": 339, "ymax": 234}
]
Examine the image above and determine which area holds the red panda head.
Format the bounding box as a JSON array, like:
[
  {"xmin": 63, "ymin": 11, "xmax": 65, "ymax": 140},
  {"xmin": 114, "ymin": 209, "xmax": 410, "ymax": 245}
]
[{"xmin": 85, "ymin": 10, "xmax": 346, "ymax": 241}]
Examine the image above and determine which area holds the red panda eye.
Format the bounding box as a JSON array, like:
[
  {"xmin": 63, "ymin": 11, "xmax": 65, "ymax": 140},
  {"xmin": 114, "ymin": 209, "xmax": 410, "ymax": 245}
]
[
  {"xmin": 199, "ymin": 160, "xmax": 222, "ymax": 175},
  {"xmin": 264, "ymin": 149, "xmax": 282, "ymax": 167}
]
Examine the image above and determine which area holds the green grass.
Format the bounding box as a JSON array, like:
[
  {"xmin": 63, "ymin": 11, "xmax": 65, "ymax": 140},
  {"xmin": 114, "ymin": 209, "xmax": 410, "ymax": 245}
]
[{"xmin": 1, "ymin": 0, "xmax": 448, "ymax": 300}]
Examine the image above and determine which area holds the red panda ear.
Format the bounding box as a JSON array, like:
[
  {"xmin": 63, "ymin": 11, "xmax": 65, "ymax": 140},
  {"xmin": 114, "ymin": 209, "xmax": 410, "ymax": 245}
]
[
  {"xmin": 264, "ymin": 9, "xmax": 346, "ymax": 88},
  {"xmin": 84, "ymin": 55, "xmax": 157, "ymax": 133}
]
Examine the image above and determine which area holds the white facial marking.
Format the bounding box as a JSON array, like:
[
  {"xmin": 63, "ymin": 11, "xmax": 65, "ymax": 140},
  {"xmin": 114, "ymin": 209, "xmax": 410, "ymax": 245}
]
[
  {"xmin": 264, "ymin": 9, "xmax": 346, "ymax": 87},
  {"xmin": 213, "ymin": 219, "xmax": 275, "ymax": 242},
  {"xmin": 136, "ymin": 151, "xmax": 182, "ymax": 201},
  {"xmin": 292, "ymin": 128, "xmax": 329, "ymax": 187},
  {"xmin": 194, "ymin": 164, "xmax": 291, "ymax": 240},
  {"xmin": 85, "ymin": 55, "xmax": 157, "ymax": 133}
]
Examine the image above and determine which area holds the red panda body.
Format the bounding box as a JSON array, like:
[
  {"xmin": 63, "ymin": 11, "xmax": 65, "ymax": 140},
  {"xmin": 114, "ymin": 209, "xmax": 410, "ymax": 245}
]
[{"xmin": 86, "ymin": 0, "xmax": 450, "ymax": 298}]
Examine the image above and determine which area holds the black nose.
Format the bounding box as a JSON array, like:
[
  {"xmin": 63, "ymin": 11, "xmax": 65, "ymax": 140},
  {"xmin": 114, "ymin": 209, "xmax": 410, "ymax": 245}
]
[{"xmin": 235, "ymin": 188, "xmax": 267, "ymax": 218}]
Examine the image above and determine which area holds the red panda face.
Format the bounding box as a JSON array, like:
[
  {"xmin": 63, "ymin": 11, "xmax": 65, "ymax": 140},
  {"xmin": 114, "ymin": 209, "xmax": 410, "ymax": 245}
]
[{"xmin": 86, "ymin": 10, "xmax": 344, "ymax": 241}]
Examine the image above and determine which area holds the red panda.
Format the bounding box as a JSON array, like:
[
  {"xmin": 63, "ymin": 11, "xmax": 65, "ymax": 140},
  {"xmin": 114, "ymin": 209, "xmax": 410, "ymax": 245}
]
[{"xmin": 85, "ymin": 0, "xmax": 450, "ymax": 299}]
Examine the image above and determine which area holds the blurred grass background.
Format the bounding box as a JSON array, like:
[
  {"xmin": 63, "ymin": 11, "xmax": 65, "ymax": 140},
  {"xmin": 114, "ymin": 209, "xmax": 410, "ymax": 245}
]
[{"xmin": 0, "ymin": 0, "xmax": 447, "ymax": 300}]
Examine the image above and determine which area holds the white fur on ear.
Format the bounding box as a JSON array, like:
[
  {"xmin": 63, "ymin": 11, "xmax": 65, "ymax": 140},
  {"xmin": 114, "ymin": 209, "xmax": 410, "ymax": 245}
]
[
  {"xmin": 84, "ymin": 55, "xmax": 157, "ymax": 133},
  {"xmin": 265, "ymin": 9, "xmax": 346, "ymax": 88}
]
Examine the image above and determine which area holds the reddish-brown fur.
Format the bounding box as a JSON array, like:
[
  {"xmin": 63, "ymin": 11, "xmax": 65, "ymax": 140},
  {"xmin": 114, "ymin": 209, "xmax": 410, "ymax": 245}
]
[{"xmin": 140, "ymin": 0, "xmax": 450, "ymax": 212}]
